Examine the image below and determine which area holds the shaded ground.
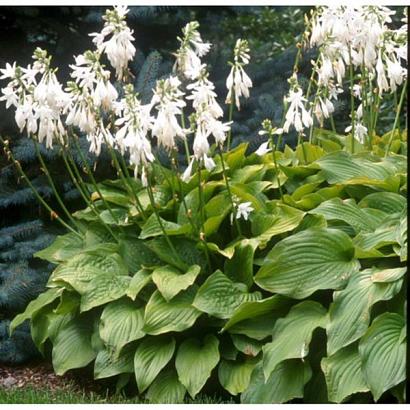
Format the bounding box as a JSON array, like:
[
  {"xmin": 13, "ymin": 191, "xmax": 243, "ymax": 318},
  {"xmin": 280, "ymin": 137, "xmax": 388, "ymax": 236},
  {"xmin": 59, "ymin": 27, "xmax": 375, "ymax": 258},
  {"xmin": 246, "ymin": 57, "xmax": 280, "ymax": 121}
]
[{"xmin": 0, "ymin": 360, "xmax": 232, "ymax": 404}]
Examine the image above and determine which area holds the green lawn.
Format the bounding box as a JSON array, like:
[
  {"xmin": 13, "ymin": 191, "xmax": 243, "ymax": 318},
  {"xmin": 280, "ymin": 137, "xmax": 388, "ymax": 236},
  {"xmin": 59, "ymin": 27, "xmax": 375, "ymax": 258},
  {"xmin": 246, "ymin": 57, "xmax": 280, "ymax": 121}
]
[{"xmin": 0, "ymin": 386, "xmax": 234, "ymax": 404}]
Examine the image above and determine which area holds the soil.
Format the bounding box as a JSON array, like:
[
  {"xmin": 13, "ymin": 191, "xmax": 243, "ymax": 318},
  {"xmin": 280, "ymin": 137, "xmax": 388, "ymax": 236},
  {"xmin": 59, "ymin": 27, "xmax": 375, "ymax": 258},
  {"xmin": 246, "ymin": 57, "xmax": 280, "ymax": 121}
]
[{"xmin": 0, "ymin": 359, "xmax": 102, "ymax": 393}]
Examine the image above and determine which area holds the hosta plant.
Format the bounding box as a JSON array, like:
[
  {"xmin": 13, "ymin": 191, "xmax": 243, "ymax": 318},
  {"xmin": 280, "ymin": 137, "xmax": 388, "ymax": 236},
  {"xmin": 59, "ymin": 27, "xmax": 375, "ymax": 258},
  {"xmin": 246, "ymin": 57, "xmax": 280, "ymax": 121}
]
[{"xmin": 2, "ymin": 5, "xmax": 407, "ymax": 404}]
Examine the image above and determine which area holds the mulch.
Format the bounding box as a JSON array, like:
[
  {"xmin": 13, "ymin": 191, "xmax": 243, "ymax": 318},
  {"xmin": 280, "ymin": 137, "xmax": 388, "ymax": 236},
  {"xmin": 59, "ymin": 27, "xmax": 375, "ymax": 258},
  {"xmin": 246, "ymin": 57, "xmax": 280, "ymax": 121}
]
[{"xmin": 0, "ymin": 360, "xmax": 102, "ymax": 393}]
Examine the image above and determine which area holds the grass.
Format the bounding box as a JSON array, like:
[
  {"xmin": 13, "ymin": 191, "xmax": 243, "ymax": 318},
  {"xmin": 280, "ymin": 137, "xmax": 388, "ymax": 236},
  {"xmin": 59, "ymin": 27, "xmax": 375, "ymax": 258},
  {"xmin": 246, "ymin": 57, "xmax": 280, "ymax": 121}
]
[{"xmin": 0, "ymin": 385, "xmax": 234, "ymax": 404}]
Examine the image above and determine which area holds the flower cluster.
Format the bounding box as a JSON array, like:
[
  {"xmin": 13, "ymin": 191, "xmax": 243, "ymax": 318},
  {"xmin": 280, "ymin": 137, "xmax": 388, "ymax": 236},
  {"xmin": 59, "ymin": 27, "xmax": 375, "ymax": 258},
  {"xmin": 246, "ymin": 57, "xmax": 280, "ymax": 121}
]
[
  {"xmin": 90, "ymin": 6, "xmax": 136, "ymax": 81},
  {"xmin": 310, "ymin": 6, "xmax": 407, "ymax": 93},
  {"xmin": 0, "ymin": 48, "xmax": 70, "ymax": 149},
  {"xmin": 225, "ymin": 39, "xmax": 253, "ymax": 110}
]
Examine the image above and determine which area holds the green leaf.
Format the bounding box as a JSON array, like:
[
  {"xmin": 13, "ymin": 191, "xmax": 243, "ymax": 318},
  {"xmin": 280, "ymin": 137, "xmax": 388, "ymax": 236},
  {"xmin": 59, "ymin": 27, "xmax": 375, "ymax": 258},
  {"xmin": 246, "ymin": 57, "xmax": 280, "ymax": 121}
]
[
  {"xmin": 231, "ymin": 334, "xmax": 263, "ymax": 357},
  {"xmin": 84, "ymin": 223, "xmax": 117, "ymax": 246},
  {"xmin": 99, "ymin": 299, "xmax": 145, "ymax": 357},
  {"xmin": 203, "ymin": 193, "xmax": 232, "ymax": 236},
  {"xmin": 316, "ymin": 151, "xmax": 396, "ymax": 184},
  {"xmin": 134, "ymin": 336, "xmax": 175, "ymax": 393},
  {"xmin": 118, "ymin": 235, "xmax": 160, "ymax": 272},
  {"xmin": 222, "ymin": 295, "xmax": 289, "ymax": 333},
  {"xmin": 53, "ymin": 291, "xmax": 80, "ymax": 315},
  {"xmin": 143, "ymin": 287, "xmax": 201, "ymax": 335},
  {"xmin": 232, "ymin": 164, "xmax": 266, "ymax": 183},
  {"xmin": 94, "ymin": 184, "xmax": 132, "ymax": 207},
  {"xmin": 152, "ymin": 264, "xmax": 201, "ymax": 301},
  {"xmin": 193, "ymin": 270, "xmax": 261, "ymax": 319},
  {"xmin": 94, "ymin": 347, "xmax": 134, "ymax": 379},
  {"xmin": 34, "ymin": 232, "xmax": 84, "ymax": 263},
  {"xmin": 52, "ymin": 317, "xmax": 96, "ymax": 376},
  {"xmin": 321, "ymin": 344, "xmax": 369, "ymax": 403},
  {"xmin": 255, "ymin": 228, "xmax": 359, "ymax": 299},
  {"xmin": 175, "ymin": 334, "xmax": 220, "ymax": 398},
  {"xmin": 262, "ymin": 301, "xmax": 327, "ymax": 380},
  {"xmin": 358, "ymin": 192, "xmax": 406, "ymax": 214},
  {"xmin": 231, "ymin": 182, "xmax": 268, "ymax": 212},
  {"xmin": 359, "ymin": 313, "xmax": 406, "ymax": 401},
  {"xmin": 251, "ymin": 204, "xmax": 305, "ymax": 245},
  {"xmin": 139, "ymin": 213, "xmax": 191, "ymax": 239},
  {"xmin": 48, "ymin": 245, "xmax": 128, "ymax": 293},
  {"xmin": 80, "ymin": 274, "xmax": 131, "ymax": 312},
  {"xmin": 241, "ymin": 360, "xmax": 312, "ymax": 404},
  {"xmin": 218, "ymin": 357, "xmax": 258, "ymax": 396},
  {"xmin": 327, "ymin": 267, "xmax": 405, "ymax": 355},
  {"xmin": 395, "ymin": 211, "xmax": 407, "ymax": 262},
  {"xmin": 147, "ymin": 237, "xmax": 206, "ymax": 271},
  {"xmin": 126, "ymin": 269, "xmax": 152, "ymax": 300},
  {"xmin": 10, "ymin": 288, "xmax": 63, "ymax": 334},
  {"xmin": 146, "ymin": 369, "xmax": 186, "ymax": 404},
  {"xmin": 310, "ymin": 198, "xmax": 386, "ymax": 233},
  {"xmin": 224, "ymin": 239, "xmax": 259, "ymax": 289}
]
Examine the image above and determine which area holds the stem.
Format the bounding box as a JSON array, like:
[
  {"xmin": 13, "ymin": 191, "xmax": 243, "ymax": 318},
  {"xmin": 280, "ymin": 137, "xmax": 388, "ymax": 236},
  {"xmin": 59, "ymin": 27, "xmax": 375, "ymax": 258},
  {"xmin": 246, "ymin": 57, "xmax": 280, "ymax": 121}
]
[
  {"xmin": 34, "ymin": 141, "xmax": 81, "ymax": 231},
  {"xmin": 71, "ymin": 135, "xmax": 129, "ymax": 224},
  {"xmin": 116, "ymin": 152, "xmax": 147, "ymax": 220},
  {"xmin": 218, "ymin": 148, "xmax": 242, "ymax": 237},
  {"xmin": 269, "ymin": 138, "xmax": 284, "ymax": 201},
  {"xmin": 348, "ymin": 46, "xmax": 356, "ymax": 154},
  {"xmin": 180, "ymin": 109, "xmax": 190, "ymax": 165},
  {"xmin": 146, "ymin": 176, "xmax": 186, "ymax": 269},
  {"xmin": 60, "ymin": 146, "xmax": 119, "ymax": 241},
  {"xmin": 329, "ymin": 114, "xmax": 337, "ymax": 133},
  {"xmin": 196, "ymin": 162, "xmax": 212, "ymax": 271},
  {"xmin": 360, "ymin": 64, "xmax": 372, "ymax": 150},
  {"xmin": 385, "ymin": 79, "xmax": 407, "ymax": 157},
  {"xmin": 226, "ymin": 96, "xmax": 235, "ymax": 151},
  {"xmin": 0, "ymin": 137, "xmax": 81, "ymax": 237}
]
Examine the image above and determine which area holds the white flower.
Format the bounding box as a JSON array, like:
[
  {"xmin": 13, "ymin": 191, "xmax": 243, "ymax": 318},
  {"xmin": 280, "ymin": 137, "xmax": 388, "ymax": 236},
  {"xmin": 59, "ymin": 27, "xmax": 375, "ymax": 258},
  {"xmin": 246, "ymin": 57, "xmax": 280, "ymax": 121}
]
[
  {"xmin": 283, "ymin": 88, "xmax": 313, "ymax": 133},
  {"xmin": 90, "ymin": 6, "xmax": 136, "ymax": 80},
  {"xmin": 181, "ymin": 158, "xmax": 195, "ymax": 182},
  {"xmin": 345, "ymin": 121, "xmax": 368, "ymax": 144},
  {"xmin": 174, "ymin": 21, "xmax": 211, "ymax": 80},
  {"xmin": 0, "ymin": 62, "xmax": 17, "ymax": 80},
  {"xmin": 236, "ymin": 202, "xmax": 254, "ymax": 221},
  {"xmin": 385, "ymin": 54, "xmax": 406, "ymax": 92},
  {"xmin": 151, "ymin": 77, "xmax": 186, "ymax": 151},
  {"xmin": 225, "ymin": 39, "xmax": 252, "ymax": 110},
  {"xmin": 255, "ymin": 141, "xmax": 271, "ymax": 156}
]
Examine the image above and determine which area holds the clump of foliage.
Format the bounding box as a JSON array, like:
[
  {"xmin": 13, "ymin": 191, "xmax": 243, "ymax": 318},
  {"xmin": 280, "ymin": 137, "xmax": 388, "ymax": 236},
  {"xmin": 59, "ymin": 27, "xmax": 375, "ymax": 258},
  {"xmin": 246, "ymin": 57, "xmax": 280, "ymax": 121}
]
[{"xmin": 2, "ymin": 5, "xmax": 407, "ymax": 404}]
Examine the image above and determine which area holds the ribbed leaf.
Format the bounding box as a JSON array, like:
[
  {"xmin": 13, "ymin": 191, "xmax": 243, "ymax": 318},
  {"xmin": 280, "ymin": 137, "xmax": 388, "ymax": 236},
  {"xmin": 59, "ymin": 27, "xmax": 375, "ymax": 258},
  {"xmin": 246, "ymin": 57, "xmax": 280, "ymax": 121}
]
[
  {"xmin": 126, "ymin": 269, "xmax": 152, "ymax": 300},
  {"xmin": 359, "ymin": 192, "xmax": 406, "ymax": 214},
  {"xmin": 316, "ymin": 151, "xmax": 395, "ymax": 184},
  {"xmin": 143, "ymin": 287, "xmax": 201, "ymax": 335},
  {"xmin": 10, "ymin": 288, "xmax": 63, "ymax": 334},
  {"xmin": 359, "ymin": 313, "xmax": 406, "ymax": 401},
  {"xmin": 48, "ymin": 245, "xmax": 128, "ymax": 294},
  {"xmin": 218, "ymin": 357, "xmax": 258, "ymax": 395},
  {"xmin": 222, "ymin": 295, "xmax": 289, "ymax": 333},
  {"xmin": 94, "ymin": 346, "xmax": 134, "ymax": 379},
  {"xmin": 80, "ymin": 274, "xmax": 131, "ymax": 312},
  {"xmin": 262, "ymin": 301, "xmax": 327, "ymax": 380},
  {"xmin": 321, "ymin": 344, "xmax": 369, "ymax": 403},
  {"xmin": 193, "ymin": 270, "xmax": 261, "ymax": 319},
  {"xmin": 251, "ymin": 204, "xmax": 305, "ymax": 245},
  {"xmin": 231, "ymin": 334, "xmax": 263, "ymax": 357},
  {"xmin": 152, "ymin": 264, "xmax": 201, "ymax": 301},
  {"xmin": 224, "ymin": 239, "xmax": 259, "ymax": 288},
  {"xmin": 118, "ymin": 235, "xmax": 160, "ymax": 272},
  {"xmin": 146, "ymin": 369, "xmax": 186, "ymax": 404},
  {"xmin": 139, "ymin": 213, "xmax": 191, "ymax": 239},
  {"xmin": 134, "ymin": 336, "xmax": 175, "ymax": 392},
  {"xmin": 52, "ymin": 317, "xmax": 96, "ymax": 376},
  {"xmin": 327, "ymin": 267, "xmax": 405, "ymax": 355},
  {"xmin": 310, "ymin": 198, "xmax": 385, "ymax": 233},
  {"xmin": 395, "ymin": 211, "xmax": 407, "ymax": 262},
  {"xmin": 255, "ymin": 228, "xmax": 359, "ymax": 298},
  {"xmin": 34, "ymin": 232, "xmax": 84, "ymax": 263},
  {"xmin": 99, "ymin": 299, "xmax": 145, "ymax": 357},
  {"xmin": 147, "ymin": 237, "xmax": 206, "ymax": 271},
  {"xmin": 241, "ymin": 360, "xmax": 312, "ymax": 404},
  {"xmin": 175, "ymin": 334, "xmax": 219, "ymax": 398}
]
